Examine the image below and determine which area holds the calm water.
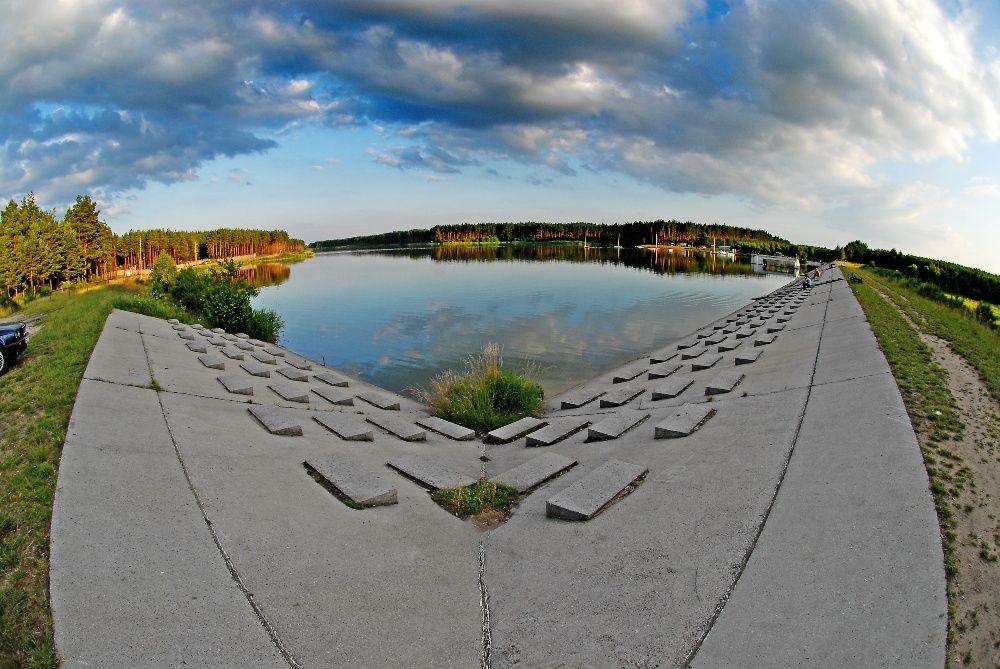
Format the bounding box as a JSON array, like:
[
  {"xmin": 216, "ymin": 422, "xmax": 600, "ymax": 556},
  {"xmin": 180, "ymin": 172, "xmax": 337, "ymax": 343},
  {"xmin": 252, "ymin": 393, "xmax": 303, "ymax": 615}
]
[{"xmin": 251, "ymin": 246, "xmax": 791, "ymax": 396}]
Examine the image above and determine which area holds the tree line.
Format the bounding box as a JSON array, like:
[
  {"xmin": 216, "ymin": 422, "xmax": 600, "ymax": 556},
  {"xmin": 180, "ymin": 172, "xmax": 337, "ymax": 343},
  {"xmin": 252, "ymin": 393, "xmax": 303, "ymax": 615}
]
[{"xmin": 0, "ymin": 192, "xmax": 305, "ymax": 299}]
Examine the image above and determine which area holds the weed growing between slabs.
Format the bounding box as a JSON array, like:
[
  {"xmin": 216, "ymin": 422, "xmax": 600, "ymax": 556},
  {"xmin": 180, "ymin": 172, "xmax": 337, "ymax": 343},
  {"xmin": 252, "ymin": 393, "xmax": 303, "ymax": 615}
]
[{"xmin": 432, "ymin": 480, "xmax": 519, "ymax": 527}]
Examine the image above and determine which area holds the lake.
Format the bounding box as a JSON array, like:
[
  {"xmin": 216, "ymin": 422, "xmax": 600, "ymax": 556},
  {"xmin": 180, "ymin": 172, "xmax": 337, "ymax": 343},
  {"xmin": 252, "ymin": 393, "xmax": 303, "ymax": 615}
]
[{"xmin": 250, "ymin": 245, "xmax": 792, "ymax": 397}]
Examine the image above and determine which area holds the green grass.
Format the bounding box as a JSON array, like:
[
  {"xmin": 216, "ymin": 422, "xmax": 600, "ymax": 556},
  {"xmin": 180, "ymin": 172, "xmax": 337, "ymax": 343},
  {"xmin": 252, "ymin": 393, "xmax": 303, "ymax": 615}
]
[
  {"xmin": 0, "ymin": 284, "xmax": 130, "ymax": 668},
  {"xmin": 110, "ymin": 292, "xmax": 199, "ymax": 324},
  {"xmin": 418, "ymin": 343, "xmax": 544, "ymax": 433},
  {"xmin": 431, "ymin": 480, "xmax": 518, "ymax": 518}
]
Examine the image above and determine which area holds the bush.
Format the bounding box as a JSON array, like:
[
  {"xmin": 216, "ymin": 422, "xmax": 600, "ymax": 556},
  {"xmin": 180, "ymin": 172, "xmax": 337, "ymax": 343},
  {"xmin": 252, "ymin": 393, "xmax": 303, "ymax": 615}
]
[
  {"xmin": 419, "ymin": 343, "xmax": 544, "ymax": 433},
  {"xmin": 111, "ymin": 294, "xmax": 190, "ymax": 321},
  {"xmin": 149, "ymin": 252, "xmax": 177, "ymax": 297},
  {"xmin": 976, "ymin": 302, "xmax": 997, "ymax": 328},
  {"xmin": 245, "ymin": 308, "xmax": 284, "ymax": 343},
  {"xmin": 170, "ymin": 268, "xmax": 210, "ymax": 311}
]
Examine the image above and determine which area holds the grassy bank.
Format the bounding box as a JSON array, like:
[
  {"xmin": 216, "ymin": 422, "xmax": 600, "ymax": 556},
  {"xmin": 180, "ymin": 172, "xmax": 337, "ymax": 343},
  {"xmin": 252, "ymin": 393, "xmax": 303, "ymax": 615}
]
[{"xmin": 0, "ymin": 284, "xmax": 132, "ymax": 668}]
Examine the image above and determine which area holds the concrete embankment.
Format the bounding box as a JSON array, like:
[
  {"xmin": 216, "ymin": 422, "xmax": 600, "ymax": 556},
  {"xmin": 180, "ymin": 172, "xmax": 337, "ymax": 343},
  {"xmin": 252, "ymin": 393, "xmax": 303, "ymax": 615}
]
[{"xmin": 50, "ymin": 265, "xmax": 946, "ymax": 667}]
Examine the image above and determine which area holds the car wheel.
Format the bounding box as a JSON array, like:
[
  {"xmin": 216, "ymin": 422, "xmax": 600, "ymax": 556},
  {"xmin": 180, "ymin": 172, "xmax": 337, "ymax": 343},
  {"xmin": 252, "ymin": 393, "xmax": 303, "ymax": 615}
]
[{"xmin": 0, "ymin": 349, "xmax": 6, "ymax": 376}]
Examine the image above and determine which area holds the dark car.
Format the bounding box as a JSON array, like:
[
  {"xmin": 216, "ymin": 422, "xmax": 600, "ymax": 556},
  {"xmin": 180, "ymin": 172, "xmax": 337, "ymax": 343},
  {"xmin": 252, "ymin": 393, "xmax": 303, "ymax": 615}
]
[{"xmin": 0, "ymin": 322, "xmax": 28, "ymax": 375}]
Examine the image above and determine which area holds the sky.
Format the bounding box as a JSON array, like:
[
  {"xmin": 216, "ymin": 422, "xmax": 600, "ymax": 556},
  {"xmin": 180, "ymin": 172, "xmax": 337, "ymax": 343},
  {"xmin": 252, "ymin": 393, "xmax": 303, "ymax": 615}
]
[{"xmin": 1, "ymin": 0, "xmax": 999, "ymax": 272}]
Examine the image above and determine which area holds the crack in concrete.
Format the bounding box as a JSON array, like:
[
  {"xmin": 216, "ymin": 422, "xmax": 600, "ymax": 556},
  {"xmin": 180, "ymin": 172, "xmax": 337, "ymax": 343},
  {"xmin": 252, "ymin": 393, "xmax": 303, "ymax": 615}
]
[
  {"xmin": 682, "ymin": 281, "xmax": 835, "ymax": 667},
  {"xmin": 479, "ymin": 536, "xmax": 493, "ymax": 669},
  {"xmin": 137, "ymin": 328, "xmax": 300, "ymax": 669}
]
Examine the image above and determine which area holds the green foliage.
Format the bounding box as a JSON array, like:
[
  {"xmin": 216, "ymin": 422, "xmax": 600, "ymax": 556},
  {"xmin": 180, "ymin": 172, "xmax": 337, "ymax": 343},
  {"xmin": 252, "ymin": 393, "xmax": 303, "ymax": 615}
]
[
  {"xmin": 419, "ymin": 343, "xmax": 544, "ymax": 433},
  {"xmin": 432, "ymin": 480, "xmax": 518, "ymax": 518},
  {"xmin": 110, "ymin": 294, "xmax": 191, "ymax": 322},
  {"xmin": 975, "ymin": 301, "xmax": 996, "ymax": 328},
  {"xmin": 149, "ymin": 251, "xmax": 177, "ymax": 297},
  {"xmin": 245, "ymin": 308, "xmax": 284, "ymax": 343}
]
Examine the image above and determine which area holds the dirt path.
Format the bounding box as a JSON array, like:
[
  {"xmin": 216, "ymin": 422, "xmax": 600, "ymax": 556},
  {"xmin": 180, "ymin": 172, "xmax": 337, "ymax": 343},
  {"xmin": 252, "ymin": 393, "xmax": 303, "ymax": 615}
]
[{"xmin": 877, "ymin": 288, "xmax": 1000, "ymax": 667}]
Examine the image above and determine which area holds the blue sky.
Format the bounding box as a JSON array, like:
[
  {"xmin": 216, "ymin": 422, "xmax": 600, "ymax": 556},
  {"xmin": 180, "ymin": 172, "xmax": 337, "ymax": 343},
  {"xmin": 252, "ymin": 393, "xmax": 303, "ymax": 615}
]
[{"xmin": 2, "ymin": 0, "xmax": 999, "ymax": 271}]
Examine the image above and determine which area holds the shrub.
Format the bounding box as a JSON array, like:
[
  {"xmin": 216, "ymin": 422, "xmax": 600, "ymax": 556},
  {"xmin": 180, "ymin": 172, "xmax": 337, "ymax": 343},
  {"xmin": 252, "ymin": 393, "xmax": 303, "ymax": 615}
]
[
  {"xmin": 245, "ymin": 308, "xmax": 284, "ymax": 343},
  {"xmin": 149, "ymin": 252, "xmax": 177, "ymax": 297},
  {"xmin": 170, "ymin": 268, "xmax": 210, "ymax": 311},
  {"xmin": 976, "ymin": 302, "xmax": 997, "ymax": 328},
  {"xmin": 419, "ymin": 343, "xmax": 544, "ymax": 433},
  {"xmin": 111, "ymin": 294, "xmax": 190, "ymax": 321}
]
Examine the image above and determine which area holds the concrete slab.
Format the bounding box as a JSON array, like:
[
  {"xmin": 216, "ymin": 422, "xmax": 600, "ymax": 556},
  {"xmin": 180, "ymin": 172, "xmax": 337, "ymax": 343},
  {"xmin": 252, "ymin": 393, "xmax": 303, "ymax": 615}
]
[
  {"xmin": 754, "ymin": 334, "xmax": 777, "ymax": 347},
  {"xmin": 485, "ymin": 416, "xmax": 547, "ymax": 444},
  {"xmin": 545, "ymin": 459, "xmax": 648, "ymax": 521},
  {"xmin": 587, "ymin": 409, "xmax": 649, "ymax": 441},
  {"xmin": 677, "ymin": 339, "xmax": 700, "ymax": 350},
  {"xmin": 649, "ymin": 352, "xmax": 678, "ymax": 364},
  {"xmin": 268, "ymin": 382, "xmax": 310, "ymax": 403},
  {"xmin": 525, "ymin": 417, "xmax": 591, "ymax": 447},
  {"xmin": 262, "ymin": 346, "xmax": 285, "ymax": 357},
  {"xmin": 366, "ymin": 413, "xmax": 426, "ymax": 442},
  {"xmin": 210, "ymin": 327, "xmax": 225, "ymax": 334},
  {"xmin": 415, "ymin": 416, "xmax": 476, "ymax": 441},
  {"xmin": 735, "ymin": 349, "xmax": 763, "ymax": 365},
  {"xmin": 221, "ymin": 333, "xmax": 238, "ymax": 341},
  {"xmin": 648, "ymin": 362, "xmax": 682, "ymax": 379},
  {"xmin": 766, "ymin": 324, "xmax": 786, "ymax": 333},
  {"xmin": 197, "ymin": 355, "xmax": 225, "ymax": 370},
  {"xmin": 311, "ymin": 385, "xmax": 354, "ymax": 406},
  {"xmin": 491, "ymin": 453, "xmax": 578, "ymax": 492},
  {"xmin": 178, "ymin": 331, "xmax": 196, "ymax": 340},
  {"xmin": 681, "ymin": 347, "xmax": 706, "ymax": 360},
  {"xmin": 235, "ymin": 333, "xmax": 250, "ymax": 339},
  {"xmin": 250, "ymin": 350, "xmax": 277, "ymax": 365},
  {"xmin": 599, "ymin": 385, "xmax": 645, "ymax": 408},
  {"xmin": 208, "ymin": 338, "xmax": 227, "ymax": 347},
  {"xmin": 221, "ymin": 347, "xmax": 245, "ymax": 360},
  {"xmin": 560, "ymin": 387, "xmax": 605, "ymax": 409},
  {"xmin": 167, "ymin": 318, "xmax": 179, "ymax": 324},
  {"xmin": 313, "ymin": 412, "xmax": 373, "ymax": 441},
  {"xmin": 704, "ymin": 333, "xmax": 726, "ymax": 345},
  {"xmin": 285, "ymin": 358, "xmax": 313, "ymax": 371},
  {"xmin": 612, "ymin": 365, "xmax": 647, "ymax": 383},
  {"xmin": 722, "ymin": 324, "xmax": 740, "ymax": 334},
  {"xmin": 234, "ymin": 340, "xmax": 255, "ymax": 351},
  {"xmin": 717, "ymin": 339, "xmax": 742, "ymax": 352},
  {"xmin": 304, "ymin": 457, "xmax": 398, "ymax": 508},
  {"xmin": 239, "ymin": 361, "xmax": 271, "ymax": 377},
  {"xmin": 248, "ymin": 405, "xmax": 303, "ymax": 435},
  {"xmin": 705, "ymin": 371, "xmax": 744, "ymax": 395},
  {"xmin": 387, "ymin": 455, "xmax": 478, "ymax": 490},
  {"xmin": 355, "ymin": 391, "xmax": 401, "ymax": 411},
  {"xmin": 734, "ymin": 327, "xmax": 756, "ymax": 339},
  {"xmin": 654, "ymin": 404, "xmax": 715, "ymax": 438},
  {"xmin": 276, "ymin": 366, "xmax": 309, "ymax": 382},
  {"xmin": 186, "ymin": 341, "xmax": 208, "ymax": 353},
  {"xmin": 217, "ymin": 374, "xmax": 253, "ymax": 396},
  {"xmin": 651, "ymin": 375, "xmax": 694, "ymax": 400},
  {"xmin": 691, "ymin": 353, "xmax": 723, "ymax": 371},
  {"xmin": 314, "ymin": 372, "xmax": 349, "ymax": 387},
  {"xmin": 191, "ymin": 324, "xmax": 205, "ymax": 330}
]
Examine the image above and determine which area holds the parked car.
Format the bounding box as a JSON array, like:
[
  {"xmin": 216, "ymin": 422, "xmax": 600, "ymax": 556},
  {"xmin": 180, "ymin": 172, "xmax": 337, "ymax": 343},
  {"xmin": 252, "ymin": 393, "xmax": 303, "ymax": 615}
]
[{"xmin": 0, "ymin": 321, "xmax": 28, "ymax": 375}]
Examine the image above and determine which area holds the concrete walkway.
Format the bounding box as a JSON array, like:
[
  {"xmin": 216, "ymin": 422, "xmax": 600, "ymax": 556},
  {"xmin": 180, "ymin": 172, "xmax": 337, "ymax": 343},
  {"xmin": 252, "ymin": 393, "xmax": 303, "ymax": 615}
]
[{"xmin": 50, "ymin": 266, "xmax": 946, "ymax": 668}]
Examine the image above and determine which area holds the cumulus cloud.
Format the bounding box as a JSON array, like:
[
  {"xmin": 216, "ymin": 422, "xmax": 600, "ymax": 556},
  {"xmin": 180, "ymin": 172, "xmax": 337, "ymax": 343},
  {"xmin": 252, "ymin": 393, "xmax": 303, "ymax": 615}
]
[{"xmin": 1, "ymin": 0, "xmax": 998, "ymax": 214}]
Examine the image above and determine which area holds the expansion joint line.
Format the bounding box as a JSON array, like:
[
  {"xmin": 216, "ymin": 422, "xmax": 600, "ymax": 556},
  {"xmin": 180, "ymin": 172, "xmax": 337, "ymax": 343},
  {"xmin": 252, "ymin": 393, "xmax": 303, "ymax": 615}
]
[
  {"xmin": 137, "ymin": 331, "xmax": 301, "ymax": 669},
  {"xmin": 682, "ymin": 283, "xmax": 834, "ymax": 667},
  {"xmin": 479, "ymin": 535, "xmax": 493, "ymax": 669}
]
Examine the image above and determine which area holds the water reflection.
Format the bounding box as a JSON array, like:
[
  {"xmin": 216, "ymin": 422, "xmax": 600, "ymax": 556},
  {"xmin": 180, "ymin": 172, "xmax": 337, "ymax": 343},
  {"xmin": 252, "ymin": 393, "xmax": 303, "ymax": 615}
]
[
  {"xmin": 252, "ymin": 246, "xmax": 791, "ymax": 397},
  {"xmin": 239, "ymin": 263, "xmax": 291, "ymax": 288}
]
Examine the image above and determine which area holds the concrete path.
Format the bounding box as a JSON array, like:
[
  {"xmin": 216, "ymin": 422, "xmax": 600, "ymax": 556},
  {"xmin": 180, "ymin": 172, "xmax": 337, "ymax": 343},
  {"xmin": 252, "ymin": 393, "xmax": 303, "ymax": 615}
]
[{"xmin": 50, "ymin": 266, "xmax": 946, "ymax": 668}]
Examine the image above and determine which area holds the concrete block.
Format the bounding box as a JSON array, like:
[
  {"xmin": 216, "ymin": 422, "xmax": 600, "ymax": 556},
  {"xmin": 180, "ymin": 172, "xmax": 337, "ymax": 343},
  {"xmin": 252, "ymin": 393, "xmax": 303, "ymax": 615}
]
[
  {"xmin": 704, "ymin": 333, "xmax": 726, "ymax": 345},
  {"xmin": 735, "ymin": 317, "xmax": 749, "ymax": 325},
  {"xmin": 221, "ymin": 348, "xmax": 245, "ymax": 360},
  {"xmin": 186, "ymin": 341, "xmax": 208, "ymax": 353},
  {"xmin": 311, "ymin": 386, "xmax": 354, "ymax": 406},
  {"xmin": 248, "ymin": 405, "xmax": 302, "ymax": 436},
  {"xmin": 612, "ymin": 365, "xmax": 647, "ymax": 383},
  {"xmin": 545, "ymin": 459, "xmax": 648, "ymax": 521},
  {"xmin": 735, "ymin": 349, "xmax": 763, "ymax": 365},
  {"xmin": 696, "ymin": 330, "xmax": 714, "ymax": 339},
  {"xmin": 491, "ymin": 453, "xmax": 577, "ymax": 492},
  {"xmin": 285, "ymin": 358, "xmax": 313, "ymax": 371},
  {"xmin": 234, "ymin": 341, "xmax": 255, "ymax": 351},
  {"xmin": 651, "ymin": 375, "xmax": 694, "ymax": 400},
  {"xmin": 268, "ymin": 382, "xmax": 310, "ymax": 403},
  {"xmin": 250, "ymin": 351, "xmax": 277, "ymax": 365},
  {"xmin": 735, "ymin": 328, "xmax": 756, "ymax": 339},
  {"xmin": 356, "ymin": 391, "xmax": 401, "ymax": 411},
  {"xmin": 366, "ymin": 413, "xmax": 426, "ymax": 441},
  {"xmin": 178, "ymin": 331, "xmax": 196, "ymax": 340},
  {"xmin": 167, "ymin": 318, "xmax": 179, "ymax": 324},
  {"xmin": 235, "ymin": 333, "xmax": 250, "ymax": 339},
  {"xmin": 239, "ymin": 361, "xmax": 271, "ymax": 377},
  {"xmin": 217, "ymin": 374, "xmax": 253, "ymax": 396},
  {"xmin": 416, "ymin": 416, "xmax": 476, "ymax": 441},
  {"xmin": 560, "ymin": 387, "xmax": 605, "ymax": 410},
  {"xmin": 525, "ymin": 417, "xmax": 590, "ymax": 447},
  {"xmin": 208, "ymin": 339, "xmax": 227, "ymax": 348},
  {"xmin": 681, "ymin": 347, "xmax": 706, "ymax": 360},
  {"xmin": 754, "ymin": 334, "xmax": 777, "ymax": 347},
  {"xmin": 676, "ymin": 339, "xmax": 699, "ymax": 350},
  {"xmin": 587, "ymin": 409, "xmax": 649, "ymax": 441},
  {"xmin": 691, "ymin": 353, "xmax": 722, "ymax": 371},
  {"xmin": 718, "ymin": 339, "xmax": 743, "ymax": 352},
  {"xmin": 722, "ymin": 325, "xmax": 740, "ymax": 334},
  {"xmin": 705, "ymin": 371, "xmax": 745, "ymax": 395},
  {"xmin": 387, "ymin": 455, "xmax": 478, "ymax": 491},
  {"xmin": 191, "ymin": 324, "xmax": 205, "ymax": 330},
  {"xmin": 170, "ymin": 324, "xmax": 185, "ymax": 330},
  {"xmin": 648, "ymin": 362, "xmax": 682, "ymax": 379},
  {"xmin": 313, "ymin": 412, "xmax": 373, "ymax": 441},
  {"xmin": 649, "ymin": 352, "xmax": 678, "ymax": 364},
  {"xmin": 767, "ymin": 324, "xmax": 786, "ymax": 333},
  {"xmin": 197, "ymin": 355, "xmax": 225, "ymax": 370},
  {"xmin": 776, "ymin": 315, "xmax": 792, "ymax": 323},
  {"xmin": 197, "ymin": 330, "xmax": 213, "ymax": 338},
  {"xmin": 314, "ymin": 372, "xmax": 349, "ymax": 387},
  {"xmin": 485, "ymin": 416, "xmax": 547, "ymax": 444},
  {"xmin": 210, "ymin": 327, "xmax": 225, "ymax": 334},
  {"xmin": 654, "ymin": 404, "xmax": 716, "ymax": 438},
  {"xmin": 221, "ymin": 334, "xmax": 238, "ymax": 341},
  {"xmin": 599, "ymin": 385, "xmax": 645, "ymax": 408},
  {"xmin": 304, "ymin": 457, "xmax": 397, "ymax": 507},
  {"xmin": 262, "ymin": 346, "xmax": 285, "ymax": 357},
  {"xmin": 276, "ymin": 366, "xmax": 309, "ymax": 382}
]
